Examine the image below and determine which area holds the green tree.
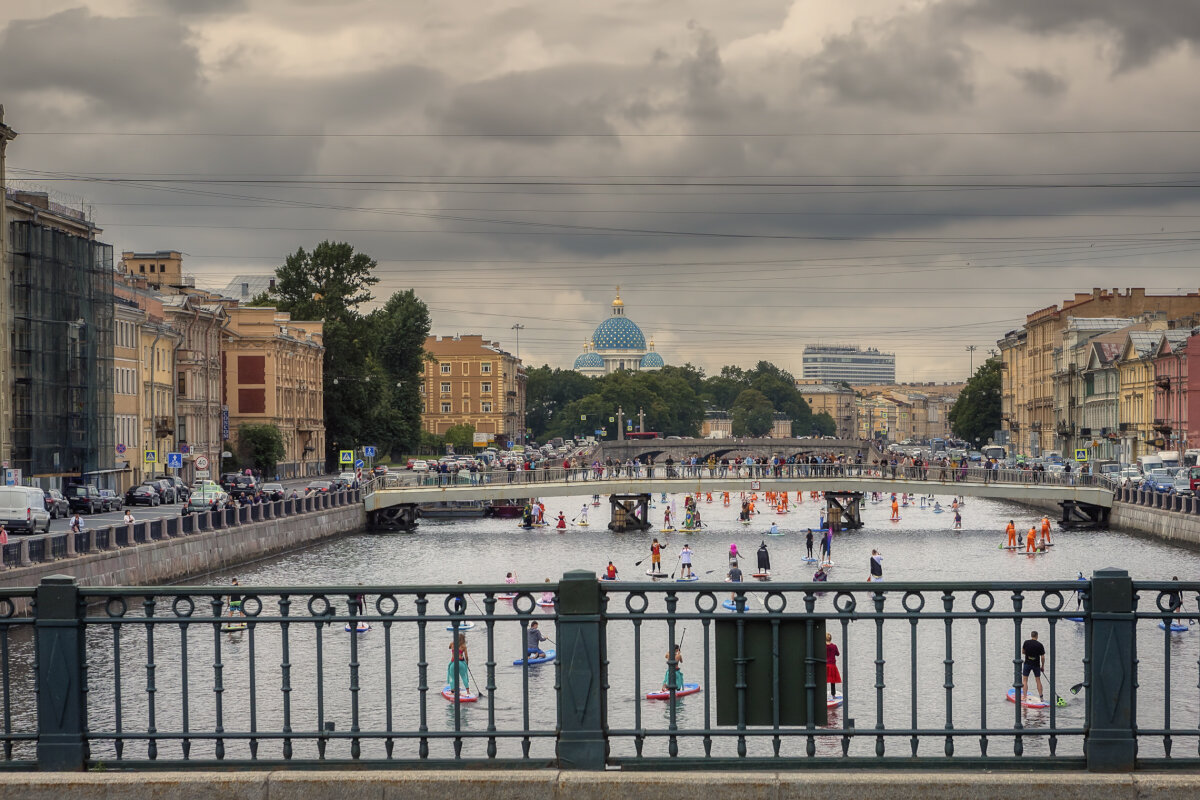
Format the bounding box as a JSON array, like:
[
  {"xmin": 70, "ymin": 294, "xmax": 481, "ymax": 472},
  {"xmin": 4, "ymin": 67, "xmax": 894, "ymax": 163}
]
[
  {"xmin": 524, "ymin": 366, "xmax": 596, "ymax": 439},
  {"xmin": 235, "ymin": 424, "xmax": 286, "ymax": 474},
  {"xmin": 419, "ymin": 430, "xmax": 445, "ymax": 456},
  {"xmin": 268, "ymin": 241, "xmax": 380, "ymax": 324},
  {"xmin": 731, "ymin": 389, "xmax": 775, "ymax": 437},
  {"xmin": 949, "ymin": 358, "xmax": 1002, "ymax": 446},
  {"xmin": 366, "ymin": 289, "xmax": 432, "ymax": 456},
  {"xmin": 444, "ymin": 424, "xmax": 476, "ymax": 451}
]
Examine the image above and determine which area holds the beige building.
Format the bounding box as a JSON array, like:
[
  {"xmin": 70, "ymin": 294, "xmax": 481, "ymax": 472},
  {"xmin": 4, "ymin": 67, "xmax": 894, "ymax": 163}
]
[
  {"xmin": 139, "ymin": 300, "xmax": 182, "ymax": 483},
  {"xmin": 999, "ymin": 288, "xmax": 1200, "ymax": 456},
  {"xmin": 420, "ymin": 335, "xmax": 526, "ymax": 444},
  {"xmin": 162, "ymin": 294, "xmax": 226, "ymax": 483},
  {"xmin": 797, "ymin": 382, "xmax": 858, "ymax": 438},
  {"xmin": 223, "ymin": 306, "xmax": 325, "ymax": 478},
  {"xmin": 120, "ymin": 250, "xmax": 185, "ymax": 291}
]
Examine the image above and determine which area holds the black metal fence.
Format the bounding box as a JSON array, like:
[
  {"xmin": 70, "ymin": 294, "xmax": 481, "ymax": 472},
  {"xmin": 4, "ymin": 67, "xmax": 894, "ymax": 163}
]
[{"xmin": 0, "ymin": 569, "xmax": 1193, "ymax": 771}]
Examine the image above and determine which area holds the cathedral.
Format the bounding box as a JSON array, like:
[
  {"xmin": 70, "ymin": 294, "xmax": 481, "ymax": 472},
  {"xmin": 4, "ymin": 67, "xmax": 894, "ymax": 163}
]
[{"xmin": 572, "ymin": 289, "xmax": 665, "ymax": 376}]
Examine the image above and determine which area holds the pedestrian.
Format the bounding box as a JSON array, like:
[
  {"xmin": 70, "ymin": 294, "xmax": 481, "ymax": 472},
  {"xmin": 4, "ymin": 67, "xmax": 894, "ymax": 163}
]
[
  {"xmin": 826, "ymin": 632, "xmax": 841, "ymax": 698},
  {"xmin": 1020, "ymin": 630, "xmax": 1046, "ymax": 700},
  {"xmin": 0, "ymin": 524, "xmax": 7, "ymax": 548},
  {"xmin": 70, "ymin": 513, "xmax": 84, "ymax": 534},
  {"xmin": 122, "ymin": 509, "xmax": 135, "ymax": 525},
  {"xmin": 868, "ymin": 549, "xmax": 883, "ymax": 582}
]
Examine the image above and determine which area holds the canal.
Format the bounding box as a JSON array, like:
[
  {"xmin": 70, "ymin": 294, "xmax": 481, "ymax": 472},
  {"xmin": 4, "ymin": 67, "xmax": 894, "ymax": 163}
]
[{"xmin": 7, "ymin": 490, "xmax": 1199, "ymax": 765}]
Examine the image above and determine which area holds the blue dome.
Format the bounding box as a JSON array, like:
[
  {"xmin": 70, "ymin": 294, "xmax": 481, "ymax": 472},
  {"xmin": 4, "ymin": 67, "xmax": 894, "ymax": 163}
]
[
  {"xmin": 574, "ymin": 351, "xmax": 604, "ymax": 369},
  {"xmin": 592, "ymin": 316, "xmax": 646, "ymax": 351},
  {"xmin": 639, "ymin": 351, "xmax": 664, "ymax": 369}
]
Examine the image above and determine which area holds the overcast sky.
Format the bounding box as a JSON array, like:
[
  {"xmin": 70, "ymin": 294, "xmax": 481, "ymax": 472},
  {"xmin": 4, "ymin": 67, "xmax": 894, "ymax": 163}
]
[{"xmin": 4, "ymin": 0, "xmax": 1200, "ymax": 382}]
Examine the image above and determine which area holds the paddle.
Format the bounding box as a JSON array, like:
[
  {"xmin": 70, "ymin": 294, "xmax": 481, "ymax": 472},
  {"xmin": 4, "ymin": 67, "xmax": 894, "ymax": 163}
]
[{"xmin": 671, "ymin": 555, "xmax": 681, "ymax": 580}]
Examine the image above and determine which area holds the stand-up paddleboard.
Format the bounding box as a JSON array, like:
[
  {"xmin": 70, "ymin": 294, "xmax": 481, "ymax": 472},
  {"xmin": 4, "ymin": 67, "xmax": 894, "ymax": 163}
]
[
  {"xmin": 345, "ymin": 622, "xmax": 372, "ymax": 633},
  {"xmin": 751, "ymin": 572, "xmax": 771, "ymax": 581},
  {"xmin": 827, "ymin": 693, "xmax": 844, "ymax": 709},
  {"xmin": 766, "ymin": 530, "xmax": 786, "ymax": 536},
  {"xmin": 818, "ymin": 561, "xmax": 835, "ymax": 568},
  {"xmin": 1006, "ymin": 688, "xmax": 1050, "ymax": 708},
  {"xmin": 660, "ymin": 528, "xmax": 677, "ymax": 533},
  {"xmin": 645, "ymin": 682, "xmax": 701, "ymax": 700},
  {"xmin": 1000, "ymin": 545, "xmax": 1021, "ymax": 551},
  {"xmin": 890, "ymin": 517, "xmax": 902, "ymax": 522},
  {"xmin": 1025, "ymin": 549, "xmax": 1049, "ymax": 556},
  {"xmin": 1066, "ymin": 616, "xmax": 1084, "ymax": 623},
  {"xmin": 498, "ymin": 593, "xmax": 517, "ymax": 600},
  {"xmin": 740, "ymin": 520, "xmax": 752, "ymax": 526},
  {"xmin": 442, "ymin": 685, "xmax": 478, "ymax": 703},
  {"xmin": 676, "ymin": 574, "xmax": 699, "ymax": 582},
  {"xmin": 932, "ymin": 509, "xmax": 944, "ymax": 514},
  {"xmin": 1159, "ymin": 621, "xmax": 1190, "ymax": 633},
  {"xmin": 600, "ymin": 576, "xmax": 620, "ymax": 582},
  {"xmin": 577, "ymin": 521, "xmax": 589, "ymax": 527},
  {"xmin": 537, "ymin": 599, "xmax": 556, "ymax": 608},
  {"xmin": 645, "ymin": 569, "xmax": 668, "ymax": 577},
  {"xmin": 445, "ymin": 621, "xmax": 475, "ymax": 632},
  {"xmin": 722, "ymin": 599, "xmax": 752, "ymax": 611},
  {"xmin": 802, "ymin": 556, "xmax": 819, "ymax": 563},
  {"xmin": 221, "ymin": 621, "xmax": 247, "ymax": 632},
  {"xmin": 512, "ymin": 649, "xmax": 555, "ymax": 666}
]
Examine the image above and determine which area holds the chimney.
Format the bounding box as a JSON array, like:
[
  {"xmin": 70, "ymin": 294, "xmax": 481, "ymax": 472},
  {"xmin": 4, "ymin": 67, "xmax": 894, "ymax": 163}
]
[{"xmin": 269, "ymin": 278, "xmax": 276, "ymax": 291}]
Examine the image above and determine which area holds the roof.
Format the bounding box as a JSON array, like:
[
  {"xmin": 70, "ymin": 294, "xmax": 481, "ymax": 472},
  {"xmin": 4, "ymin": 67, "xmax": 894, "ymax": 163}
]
[{"xmin": 218, "ymin": 275, "xmax": 276, "ymax": 300}]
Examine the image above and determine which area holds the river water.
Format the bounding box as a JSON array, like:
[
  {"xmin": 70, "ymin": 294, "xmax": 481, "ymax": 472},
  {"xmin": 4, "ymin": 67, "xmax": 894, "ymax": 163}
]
[{"xmin": 8, "ymin": 490, "xmax": 1199, "ymax": 765}]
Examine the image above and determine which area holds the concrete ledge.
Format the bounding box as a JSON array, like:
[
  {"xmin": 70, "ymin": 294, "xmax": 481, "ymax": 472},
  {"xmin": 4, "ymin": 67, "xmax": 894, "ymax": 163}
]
[{"xmin": 0, "ymin": 771, "xmax": 1195, "ymax": 800}]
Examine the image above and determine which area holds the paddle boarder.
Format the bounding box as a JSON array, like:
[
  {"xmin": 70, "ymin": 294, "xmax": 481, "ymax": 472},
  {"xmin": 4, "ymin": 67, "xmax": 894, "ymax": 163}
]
[
  {"xmin": 1025, "ymin": 524, "xmax": 1037, "ymax": 554},
  {"xmin": 868, "ymin": 549, "xmax": 883, "ymax": 582},
  {"xmin": 663, "ymin": 506, "xmax": 673, "ymax": 529},
  {"xmin": 660, "ymin": 643, "xmax": 684, "ymax": 693},
  {"xmin": 1040, "ymin": 515, "xmax": 1052, "ymax": 546},
  {"xmin": 769, "ymin": 522, "xmax": 779, "ymax": 535},
  {"xmin": 679, "ymin": 543, "xmax": 694, "ymax": 578},
  {"xmin": 757, "ymin": 541, "xmax": 771, "ymax": 575},
  {"xmin": 526, "ymin": 621, "xmax": 549, "ymax": 658},
  {"xmin": 806, "ymin": 529, "xmax": 814, "ymax": 559},
  {"xmin": 650, "ymin": 538, "xmax": 663, "ymax": 575},
  {"xmin": 728, "ymin": 542, "xmax": 740, "ymax": 566},
  {"xmin": 1020, "ymin": 630, "xmax": 1046, "ymax": 700},
  {"xmin": 447, "ymin": 633, "xmax": 470, "ymax": 693},
  {"xmin": 954, "ymin": 509, "xmax": 962, "ymax": 530},
  {"xmin": 890, "ymin": 498, "xmax": 899, "ymax": 521},
  {"xmin": 556, "ymin": 512, "xmax": 567, "ymax": 530},
  {"xmin": 727, "ymin": 559, "xmax": 743, "ymax": 602},
  {"xmin": 605, "ymin": 561, "xmax": 619, "ymax": 581},
  {"xmin": 1005, "ymin": 520, "xmax": 1017, "ymax": 548},
  {"xmin": 228, "ymin": 578, "xmax": 244, "ymax": 619},
  {"xmin": 826, "ymin": 632, "xmax": 841, "ymax": 699}
]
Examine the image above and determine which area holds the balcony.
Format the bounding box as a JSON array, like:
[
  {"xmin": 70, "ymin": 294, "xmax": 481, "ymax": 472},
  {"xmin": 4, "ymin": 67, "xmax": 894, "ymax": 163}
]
[
  {"xmin": 154, "ymin": 416, "xmax": 174, "ymax": 438},
  {"xmin": 1156, "ymin": 376, "xmax": 1172, "ymax": 390}
]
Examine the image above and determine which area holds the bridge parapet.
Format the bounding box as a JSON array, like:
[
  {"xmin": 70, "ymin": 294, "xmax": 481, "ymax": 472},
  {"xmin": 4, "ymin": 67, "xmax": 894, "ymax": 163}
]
[{"xmin": 592, "ymin": 437, "xmax": 870, "ymax": 464}]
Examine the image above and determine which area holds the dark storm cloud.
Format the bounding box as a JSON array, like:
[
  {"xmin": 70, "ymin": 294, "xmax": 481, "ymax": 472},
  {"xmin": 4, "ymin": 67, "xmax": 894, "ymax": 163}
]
[
  {"xmin": 1011, "ymin": 67, "xmax": 1067, "ymax": 98},
  {"xmin": 956, "ymin": 0, "xmax": 1200, "ymax": 71},
  {"xmin": 807, "ymin": 19, "xmax": 974, "ymax": 112},
  {"xmin": 0, "ymin": 8, "xmax": 203, "ymax": 116},
  {"xmin": 152, "ymin": 0, "xmax": 247, "ymax": 15}
]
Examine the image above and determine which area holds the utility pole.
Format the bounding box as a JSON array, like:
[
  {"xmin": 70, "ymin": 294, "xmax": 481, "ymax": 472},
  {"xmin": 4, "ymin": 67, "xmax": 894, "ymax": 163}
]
[
  {"xmin": 638, "ymin": 406, "xmax": 645, "ymax": 433},
  {"xmin": 617, "ymin": 406, "xmax": 624, "ymax": 441},
  {"xmin": 0, "ymin": 106, "xmax": 17, "ymax": 468},
  {"xmin": 965, "ymin": 345, "xmax": 977, "ymax": 376},
  {"xmin": 511, "ymin": 323, "xmax": 525, "ymax": 360}
]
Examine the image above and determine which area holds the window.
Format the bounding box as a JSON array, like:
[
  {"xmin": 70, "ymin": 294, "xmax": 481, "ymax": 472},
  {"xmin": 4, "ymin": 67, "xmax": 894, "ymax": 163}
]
[
  {"xmin": 462, "ymin": 381, "xmax": 469, "ymax": 396},
  {"xmin": 481, "ymin": 362, "xmax": 492, "ymax": 374},
  {"xmin": 462, "ymin": 400, "xmax": 470, "ymax": 413},
  {"xmin": 440, "ymin": 382, "xmax": 451, "ymax": 393},
  {"xmin": 461, "ymin": 362, "xmax": 469, "ymax": 375},
  {"xmin": 440, "ymin": 402, "xmax": 451, "ymax": 413},
  {"xmin": 178, "ymin": 373, "xmax": 186, "ymax": 397},
  {"xmin": 440, "ymin": 363, "xmax": 451, "ymax": 374},
  {"xmin": 139, "ymin": 265, "xmax": 146, "ymax": 273},
  {"xmin": 481, "ymin": 382, "xmax": 491, "ymax": 394},
  {"xmin": 422, "ymin": 402, "xmax": 427, "ymax": 413},
  {"xmin": 481, "ymin": 402, "xmax": 492, "ymax": 413}
]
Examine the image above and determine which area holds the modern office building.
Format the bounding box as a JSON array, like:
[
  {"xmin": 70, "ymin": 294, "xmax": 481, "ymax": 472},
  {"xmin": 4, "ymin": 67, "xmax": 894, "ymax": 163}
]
[{"xmin": 801, "ymin": 345, "xmax": 896, "ymax": 385}]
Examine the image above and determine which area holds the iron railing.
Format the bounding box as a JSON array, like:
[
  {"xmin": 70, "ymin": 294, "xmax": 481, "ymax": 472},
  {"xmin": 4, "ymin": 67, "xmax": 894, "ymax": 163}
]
[{"xmin": 0, "ymin": 570, "xmax": 1194, "ymax": 771}]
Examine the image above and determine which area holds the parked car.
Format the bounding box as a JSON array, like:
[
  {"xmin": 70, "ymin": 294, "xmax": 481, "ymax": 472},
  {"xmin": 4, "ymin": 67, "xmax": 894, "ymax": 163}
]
[
  {"xmin": 227, "ymin": 475, "xmax": 259, "ymax": 499},
  {"xmin": 166, "ymin": 477, "xmax": 190, "ymax": 502},
  {"xmin": 305, "ymin": 480, "xmax": 332, "ymax": 494},
  {"xmin": 141, "ymin": 479, "xmax": 172, "ymax": 504},
  {"xmin": 43, "ymin": 488, "xmax": 69, "ymax": 519},
  {"xmin": 0, "ymin": 486, "xmax": 52, "ymax": 534},
  {"xmin": 183, "ymin": 491, "xmax": 227, "ymax": 514},
  {"xmin": 124, "ymin": 485, "xmax": 161, "ymax": 507},
  {"xmin": 97, "ymin": 489, "xmax": 122, "ymax": 512},
  {"xmin": 261, "ymin": 483, "xmax": 285, "ymax": 501},
  {"xmin": 1172, "ymin": 473, "xmax": 1194, "ymax": 497},
  {"xmin": 64, "ymin": 484, "xmax": 103, "ymax": 514},
  {"xmin": 410, "ymin": 460, "xmax": 429, "ymax": 473},
  {"xmin": 1141, "ymin": 469, "xmax": 1176, "ymax": 493}
]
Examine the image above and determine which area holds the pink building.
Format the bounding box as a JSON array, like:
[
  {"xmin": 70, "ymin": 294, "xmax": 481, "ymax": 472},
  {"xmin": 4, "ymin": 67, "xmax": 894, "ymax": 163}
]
[{"xmin": 1152, "ymin": 330, "xmax": 1194, "ymax": 456}]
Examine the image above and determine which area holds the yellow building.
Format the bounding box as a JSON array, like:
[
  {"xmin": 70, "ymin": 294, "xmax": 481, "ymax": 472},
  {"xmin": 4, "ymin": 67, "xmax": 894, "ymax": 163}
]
[
  {"xmin": 856, "ymin": 395, "xmax": 899, "ymax": 441},
  {"xmin": 796, "ymin": 382, "xmax": 858, "ymax": 438},
  {"xmin": 162, "ymin": 293, "xmax": 226, "ymax": 483},
  {"xmin": 223, "ymin": 307, "xmax": 325, "ymax": 478},
  {"xmin": 139, "ymin": 302, "xmax": 181, "ymax": 482},
  {"xmin": 120, "ymin": 250, "xmax": 184, "ymax": 291},
  {"xmin": 1117, "ymin": 330, "xmax": 1167, "ymax": 461},
  {"xmin": 420, "ymin": 335, "xmax": 526, "ymax": 444},
  {"xmin": 112, "ymin": 300, "xmax": 145, "ymax": 490}
]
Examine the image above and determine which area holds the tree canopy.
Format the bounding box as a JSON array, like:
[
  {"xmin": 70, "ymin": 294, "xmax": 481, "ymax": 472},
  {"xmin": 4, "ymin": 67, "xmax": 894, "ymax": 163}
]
[{"xmin": 948, "ymin": 357, "xmax": 1002, "ymax": 446}]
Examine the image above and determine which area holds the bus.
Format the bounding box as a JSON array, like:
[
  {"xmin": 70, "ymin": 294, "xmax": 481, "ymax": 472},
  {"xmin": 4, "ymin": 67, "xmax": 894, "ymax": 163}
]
[
  {"xmin": 981, "ymin": 444, "xmax": 1006, "ymax": 462},
  {"xmin": 929, "ymin": 437, "xmax": 947, "ymax": 453},
  {"xmin": 625, "ymin": 431, "xmax": 662, "ymax": 440}
]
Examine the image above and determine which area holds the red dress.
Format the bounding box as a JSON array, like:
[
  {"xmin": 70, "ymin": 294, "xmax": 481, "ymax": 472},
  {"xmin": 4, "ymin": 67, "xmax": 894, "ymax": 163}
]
[{"xmin": 826, "ymin": 642, "xmax": 841, "ymax": 683}]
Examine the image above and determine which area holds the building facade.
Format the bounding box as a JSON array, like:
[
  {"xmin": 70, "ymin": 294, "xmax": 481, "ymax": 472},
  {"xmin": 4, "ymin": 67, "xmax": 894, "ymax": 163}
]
[
  {"xmin": 1152, "ymin": 331, "xmax": 1193, "ymax": 460},
  {"xmin": 0, "ymin": 109, "xmax": 17, "ymax": 471},
  {"xmin": 162, "ymin": 294, "xmax": 226, "ymax": 484},
  {"xmin": 573, "ymin": 291, "xmax": 665, "ymax": 376},
  {"xmin": 120, "ymin": 250, "xmax": 184, "ymax": 292},
  {"xmin": 801, "ymin": 345, "xmax": 895, "ymax": 385},
  {"xmin": 112, "ymin": 301, "xmax": 146, "ymax": 490},
  {"xmin": 421, "ymin": 335, "xmax": 526, "ymax": 445},
  {"xmin": 5, "ymin": 190, "xmax": 117, "ymax": 487},
  {"xmin": 796, "ymin": 382, "xmax": 858, "ymax": 438},
  {"xmin": 222, "ymin": 307, "xmax": 325, "ymax": 479}
]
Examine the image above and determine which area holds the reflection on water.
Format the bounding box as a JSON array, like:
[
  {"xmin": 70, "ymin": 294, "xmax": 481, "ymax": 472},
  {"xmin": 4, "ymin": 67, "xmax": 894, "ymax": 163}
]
[{"xmin": 1, "ymin": 491, "xmax": 1197, "ymax": 764}]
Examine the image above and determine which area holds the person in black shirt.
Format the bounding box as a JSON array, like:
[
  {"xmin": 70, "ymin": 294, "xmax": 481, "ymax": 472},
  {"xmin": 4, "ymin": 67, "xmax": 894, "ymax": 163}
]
[
  {"xmin": 727, "ymin": 561, "xmax": 743, "ymax": 604},
  {"xmin": 1021, "ymin": 631, "xmax": 1046, "ymax": 699}
]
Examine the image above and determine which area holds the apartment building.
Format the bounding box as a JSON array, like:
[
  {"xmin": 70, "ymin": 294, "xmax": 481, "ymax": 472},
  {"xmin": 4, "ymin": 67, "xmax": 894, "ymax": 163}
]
[{"xmin": 420, "ymin": 335, "xmax": 526, "ymax": 445}]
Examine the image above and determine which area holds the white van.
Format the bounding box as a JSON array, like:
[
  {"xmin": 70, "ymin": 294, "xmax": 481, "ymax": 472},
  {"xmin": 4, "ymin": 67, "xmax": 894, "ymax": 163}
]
[
  {"xmin": 0, "ymin": 486, "xmax": 51, "ymax": 534},
  {"xmin": 1137, "ymin": 454, "xmax": 1164, "ymax": 474},
  {"xmin": 1158, "ymin": 451, "xmax": 1182, "ymax": 470}
]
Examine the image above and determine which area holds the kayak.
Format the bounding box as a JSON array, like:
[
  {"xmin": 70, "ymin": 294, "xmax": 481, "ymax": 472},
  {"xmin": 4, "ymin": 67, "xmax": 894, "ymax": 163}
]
[
  {"xmin": 512, "ymin": 649, "xmax": 556, "ymax": 666},
  {"xmin": 344, "ymin": 622, "xmax": 371, "ymax": 633},
  {"xmin": 1006, "ymin": 688, "xmax": 1050, "ymax": 708},
  {"xmin": 645, "ymin": 682, "xmax": 701, "ymax": 700},
  {"xmin": 1159, "ymin": 621, "xmax": 1190, "ymax": 633},
  {"xmin": 445, "ymin": 621, "xmax": 476, "ymax": 631},
  {"xmin": 442, "ymin": 685, "xmax": 478, "ymax": 703}
]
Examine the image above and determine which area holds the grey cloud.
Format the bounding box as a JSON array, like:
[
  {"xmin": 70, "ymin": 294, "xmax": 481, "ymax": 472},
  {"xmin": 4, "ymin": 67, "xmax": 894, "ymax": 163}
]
[
  {"xmin": 1012, "ymin": 67, "xmax": 1067, "ymax": 98},
  {"xmin": 150, "ymin": 0, "xmax": 248, "ymax": 15},
  {"xmin": 955, "ymin": 0, "xmax": 1200, "ymax": 71},
  {"xmin": 808, "ymin": 20, "xmax": 974, "ymax": 113},
  {"xmin": 0, "ymin": 8, "xmax": 203, "ymax": 116}
]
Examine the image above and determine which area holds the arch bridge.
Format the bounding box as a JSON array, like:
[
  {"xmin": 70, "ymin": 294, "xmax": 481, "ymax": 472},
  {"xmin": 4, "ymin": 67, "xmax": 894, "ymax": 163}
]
[
  {"xmin": 363, "ymin": 465, "xmax": 1113, "ymax": 533},
  {"xmin": 592, "ymin": 437, "xmax": 870, "ymax": 465}
]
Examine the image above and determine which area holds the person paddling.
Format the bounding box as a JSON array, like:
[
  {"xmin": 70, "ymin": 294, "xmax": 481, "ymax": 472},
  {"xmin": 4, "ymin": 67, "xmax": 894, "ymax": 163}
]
[
  {"xmin": 556, "ymin": 512, "xmax": 567, "ymax": 530},
  {"xmin": 604, "ymin": 561, "xmax": 619, "ymax": 581},
  {"xmin": 660, "ymin": 643, "xmax": 684, "ymax": 693},
  {"xmin": 806, "ymin": 529, "xmax": 814, "ymax": 559},
  {"xmin": 769, "ymin": 522, "xmax": 779, "ymax": 535},
  {"xmin": 1005, "ymin": 520, "xmax": 1017, "ymax": 548},
  {"xmin": 1020, "ymin": 630, "xmax": 1046, "ymax": 700},
  {"xmin": 1025, "ymin": 524, "xmax": 1037, "ymax": 554},
  {"xmin": 757, "ymin": 541, "xmax": 771, "ymax": 575},
  {"xmin": 826, "ymin": 632, "xmax": 841, "ymax": 698},
  {"xmin": 1040, "ymin": 515, "xmax": 1052, "ymax": 546},
  {"xmin": 526, "ymin": 621, "xmax": 549, "ymax": 658},
  {"xmin": 868, "ymin": 549, "xmax": 883, "ymax": 582},
  {"xmin": 650, "ymin": 538, "xmax": 663, "ymax": 575},
  {"xmin": 679, "ymin": 544, "xmax": 694, "ymax": 578}
]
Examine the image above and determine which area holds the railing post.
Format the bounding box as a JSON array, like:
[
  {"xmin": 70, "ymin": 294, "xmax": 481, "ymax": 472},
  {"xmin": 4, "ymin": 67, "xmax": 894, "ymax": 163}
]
[
  {"xmin": 556, "ymin": 569, "xmax": 606, "ymax": 770},
  {"xmin": 35, "ymin": 575, "xmax": 87, "ymax": 770},
  {"xmin": 1086, "ymin": 567, "xmax": 1135, "ymax": 772}
]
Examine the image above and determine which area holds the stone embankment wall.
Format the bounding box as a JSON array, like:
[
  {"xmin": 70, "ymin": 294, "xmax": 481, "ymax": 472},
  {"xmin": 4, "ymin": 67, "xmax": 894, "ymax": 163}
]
[
  {"xmin": 0, "ymin": 491, "xmax": 366, "ymax": 591},
  {"xmin": 1022, "ymin": 486, "xmax": 1200, "ymax": 547}
]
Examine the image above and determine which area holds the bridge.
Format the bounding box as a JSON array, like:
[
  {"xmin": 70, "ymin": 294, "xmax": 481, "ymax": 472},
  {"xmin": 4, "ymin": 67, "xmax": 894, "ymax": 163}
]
[
  {"xmin": 364, "ymin": 465, "xmax": 1113, "ymax": 532},
  {"xmin": 591, "ymin": 436, "xmax": 870, "ymax": 464}
]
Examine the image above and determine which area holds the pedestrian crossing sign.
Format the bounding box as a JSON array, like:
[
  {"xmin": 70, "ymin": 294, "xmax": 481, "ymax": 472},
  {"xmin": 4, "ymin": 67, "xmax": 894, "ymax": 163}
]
[
  {"xmin": 1074, "ymin": 448, "xmax": 1088, "ymax": 462},
  {"xmin": 144, "ymin": 450, "xmax": 157, "ymax": 464},
  {"xmin": 339, "ymin": 450, "xmax": 354, "ymax": 464}
]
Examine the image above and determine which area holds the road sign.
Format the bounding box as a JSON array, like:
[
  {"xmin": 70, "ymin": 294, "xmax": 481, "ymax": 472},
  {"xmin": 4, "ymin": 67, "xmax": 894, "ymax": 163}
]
[
  {"xmin": 339, "ymin": 450, "xmax": 354, "ymax": 464},
  {"xmin": 580, "ymin": 414, "xmax": 586, "ymax": 421},
  {"xmin": 180, "ymin": 443, "xmax": 191, "ymax": 454},
  {"xmin": 195, "ymin": 470, "xmax": 211, "ymax": 479},
  {"xmin": 116, "ymin": 443, "xmax": 126, "ymax": 455},
  {"xmin": 355, "ymin": 459, "xmax": 364, "ymax": 469},
  {"xmin": 195, "ymin": 455, "xmax": 210, "ymax": 470},
  {"xmin": 506, "ymin": 441, "xmax": 513, "ymax": 448},
  {"xmin": 364, "ymin": 446, "xmax": 377, "ymax": 458},
  {"xmin": 144, "ymin": 450, "xmax": 158, "ymax": 464},
  {"xmin": 166, "ymin": 452, "xmax": 183, "ymax": 469},
  {"xmin": 1074, "ymin": 448, "xmax": 1088, "ymax": 462}
]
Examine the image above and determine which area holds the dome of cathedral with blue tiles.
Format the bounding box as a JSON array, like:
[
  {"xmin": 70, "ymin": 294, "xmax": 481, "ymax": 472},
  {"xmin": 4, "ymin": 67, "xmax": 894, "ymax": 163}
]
[
  {"xmin": 592, "ymin": 316, "xmax": 646, "ymax": 351},
  {"xmin": 639, "ymin": 350, "xmax": 664, "ymax": 369},
  {"xmin": 573, "ymin": 351, "xmax": 604, "ymax": 369}
]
